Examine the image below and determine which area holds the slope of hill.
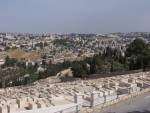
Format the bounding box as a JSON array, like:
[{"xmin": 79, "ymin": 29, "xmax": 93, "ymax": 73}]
[{"xmin": 7, "ymin": 49, "xmax": 40, "ymax": 61}]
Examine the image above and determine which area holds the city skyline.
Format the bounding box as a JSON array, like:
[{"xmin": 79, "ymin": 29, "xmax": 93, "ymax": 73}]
[{"xmin": 0, "ymin": 0, "xmax": 150, "ymax": 34}]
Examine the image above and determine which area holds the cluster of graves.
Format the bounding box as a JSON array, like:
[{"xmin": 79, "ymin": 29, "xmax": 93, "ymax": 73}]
[{"xmin": 0, "ymin": 72, "xmax": 150, "ymax": 113}]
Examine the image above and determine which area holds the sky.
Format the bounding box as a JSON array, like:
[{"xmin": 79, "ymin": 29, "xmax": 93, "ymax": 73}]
[{"xmin": 0, "ymin": 0, "xmax": 150, "ymax": 34}]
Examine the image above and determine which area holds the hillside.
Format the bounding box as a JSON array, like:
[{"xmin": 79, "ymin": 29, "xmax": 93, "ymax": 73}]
[{"xmin": 7, "ymin": 49, "xmax": 40, "ymax": 61}]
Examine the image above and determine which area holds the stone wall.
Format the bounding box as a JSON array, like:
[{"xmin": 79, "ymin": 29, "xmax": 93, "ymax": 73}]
[
  {"xmin": 88, "ymin": 69, "xmax": 143, "ymax": 79},
  {"xmin": 79, "ymin": 88, "xmax": 150, "ymax": 113}
]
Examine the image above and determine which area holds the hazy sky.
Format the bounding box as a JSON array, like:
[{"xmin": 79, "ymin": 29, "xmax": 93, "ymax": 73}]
[{"xmin": 0, "ymin": 0, "xmax": 150, "ymax": 34}]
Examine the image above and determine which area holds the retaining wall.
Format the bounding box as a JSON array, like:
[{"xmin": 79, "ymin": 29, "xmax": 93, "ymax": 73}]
[{"xmin": 79, "ymin": 88, "xmax": 150, "ymax": 113}]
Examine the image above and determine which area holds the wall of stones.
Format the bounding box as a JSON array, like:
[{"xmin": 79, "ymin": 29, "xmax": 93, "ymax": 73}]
[
  {"xmin": 88, "ymin": 69, "xmax": 143, "ymax": 79},
  {"xmin": 79, "ymin": 88, "xmax": 150, "ymax": 113}
]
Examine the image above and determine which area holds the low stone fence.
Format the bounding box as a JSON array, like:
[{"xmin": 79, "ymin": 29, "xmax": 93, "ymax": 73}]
[
  {"xmin": 88, "ymin": 69, "xmax": 143, "ymax": 79},
  {"xmin": 79, "ymin": 87, "xmax": 150, "ymax": 113}
]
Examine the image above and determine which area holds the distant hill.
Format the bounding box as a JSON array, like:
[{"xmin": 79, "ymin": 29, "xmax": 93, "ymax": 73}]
[{"xmin": 7, "ymin": 49, "xmax": 40, "ymax": 61}]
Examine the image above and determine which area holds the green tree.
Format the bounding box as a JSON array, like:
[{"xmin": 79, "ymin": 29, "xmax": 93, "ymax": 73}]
[
  {"xmin": 71, "ymin": 62, "xmax": 86, "ymax": 78},
  {"xmin": 5, "ymin": 46, "xmax": 10, "ymax": 51},
  {"xmin": 4, "ymin": 56, "xmax": 17, "ymax": 67},
  {"xmin": 126, "ymin": 38, "xmax": 147, "ymax": 70},
  {"xmin": 126, "ymin": 38, "xmax": 147, "ymax": 57},
  {"xmin": 5, "ymin": 56, "xmax": 10, "ymax": 67}
]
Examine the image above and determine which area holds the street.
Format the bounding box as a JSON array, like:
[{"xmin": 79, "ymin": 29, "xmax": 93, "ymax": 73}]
[{"xmin": 95, "ymin": 92, "xmax": 150, "ymax": 113}]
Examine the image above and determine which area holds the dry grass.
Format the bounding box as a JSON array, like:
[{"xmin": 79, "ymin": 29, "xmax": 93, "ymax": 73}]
[{"xmin": 7, "ymin": 49, "xmax": 40, "ymax": 61}]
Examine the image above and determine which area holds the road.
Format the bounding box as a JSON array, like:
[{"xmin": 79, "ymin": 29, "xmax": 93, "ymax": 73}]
[{"xmin": 95, "ymin": 92, "xmax": 150, "ymax": 113}]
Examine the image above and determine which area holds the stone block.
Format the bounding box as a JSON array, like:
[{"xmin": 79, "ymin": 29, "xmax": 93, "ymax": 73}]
[
  {"xmin": 91, "ymin": 91, "xmax": 99, "ymax": 100},
  {"xmin": 37, "ymin": 102, "xmax": 46, "ymax": 108},
  {"xmin": 118, "ymin": 87, "xmax": 129, "ymax": 94},
  {"xmin": 128, "ymin": 79, "xmax": 136, "ymax": 83},
  {"xmin": 31, "ymin": 97, "xmax": 39, "ymax": 102},
  {"xmin": 0, "ymin": 106, "xmax": 8, "ymax": 113},
  {"xmin": 52, "ymin": 95, "xmax": 64, "ymax": 100},
  {"xmin": 99, "ymin": 91, "xmax": 104, "ymax": 97},
  {"xmin": 28, "ymin": 102, "xmax": 38, "ymax": 109},
  {"xmin": 76, "ymin": 104, "xmax": 83, "ymax": 111},
  {"xmin": 44, "ymin": 100, "xmax": 52, "ymax": 107},
  {"xmin": 111, "ymin": 86, "xmax": 119, "ymax": 90},
  {"xmin": 17, "ymin": 99, "xmax": 28, "ymax": 108},
  {"xmin": 7, "ymin": 104, "xmax": 18, "ymax": 113},
  {"xmin": 0, "ymin": 100, "xmax": 6, "ymax": 106},
  {"xmin": 27, "ymin": 97, "xmax": 34, "ymax": 102},
  {"xmin": 108, "ymin": 90, "xmax": 114, "ymax": 95},
  {"xmin": 110, "ymin": 82, "xmax": 119, "ymax": 86},
  {"xmin": 104, "ymin": 90, "xmax": 109, "ymax": 96},
  {"xmin": 6, "ymin": 99, "xmax": 16, "ymax": 105},
  {"xmin": 74, "ymin": 93, "xmax": 83, "ymax": 103}
]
